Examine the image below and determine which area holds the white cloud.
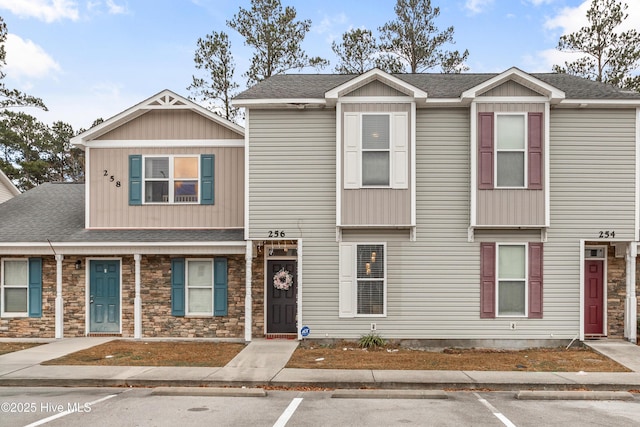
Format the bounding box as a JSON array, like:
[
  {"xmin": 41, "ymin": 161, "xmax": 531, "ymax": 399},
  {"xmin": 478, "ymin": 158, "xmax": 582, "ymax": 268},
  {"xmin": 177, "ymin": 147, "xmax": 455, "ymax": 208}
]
[
  {"xmin": 545, "ymin": 0, "xmax": 640, "ymax": 35},
  {"xmin": 526, "ymin": 0, "xmax": 557, "ymax": 5},
  {"xmin": 0, "ymin": 0, "xmax": 79, "ymax": 23},
  {"xmin": 464, "ymin": 0, "xmax": 494, "ymax": 15},
  {"xmin": 105, "ymin": 0, "xmax": 128, "ymax": 15},
  {"xmin": 4, "ymin": 34, "xmax": 61, "ymax": 79},
  {"xmin": 535, "ymin": 1, "xmax": 640, "ymax": 72}
]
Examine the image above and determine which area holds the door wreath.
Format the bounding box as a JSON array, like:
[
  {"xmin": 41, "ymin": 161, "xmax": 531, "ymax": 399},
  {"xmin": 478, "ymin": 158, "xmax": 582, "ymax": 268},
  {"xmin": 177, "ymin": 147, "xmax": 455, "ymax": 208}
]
[{"xmin": 273, "ymin": 268, "xmax": 293, "ymax": 291}]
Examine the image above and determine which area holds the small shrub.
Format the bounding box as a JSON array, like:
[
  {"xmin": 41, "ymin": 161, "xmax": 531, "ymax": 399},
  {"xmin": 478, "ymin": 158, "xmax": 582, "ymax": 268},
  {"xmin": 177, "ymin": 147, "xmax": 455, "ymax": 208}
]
[{"xmin": 358, "ymin": 333, "xmax": 386, "ymax": 349}]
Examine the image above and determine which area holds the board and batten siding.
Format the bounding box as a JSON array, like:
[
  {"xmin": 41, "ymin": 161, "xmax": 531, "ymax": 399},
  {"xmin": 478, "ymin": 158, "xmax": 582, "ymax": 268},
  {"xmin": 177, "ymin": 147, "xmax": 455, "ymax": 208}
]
[
  {"xmin": 479, "ymin": 81, "xmax": 544, "ymax": 97},
  {"xmin": 344, "ymin": 80, "xmax": 407, "ymax": 97},
  {"xmin": 96, "ymin": 110, "xmax": 244, "ymax": 140},
  {"xmin": 476, "ymin": 102, "xmax": 546, "ymax": 226},
  {"xmin": 341, "ymin": 103, "xmax": 411, "ymax": 226},
  {"xmin": 89, "ymin": 147, "xmax": 244, "ymax": 228}
]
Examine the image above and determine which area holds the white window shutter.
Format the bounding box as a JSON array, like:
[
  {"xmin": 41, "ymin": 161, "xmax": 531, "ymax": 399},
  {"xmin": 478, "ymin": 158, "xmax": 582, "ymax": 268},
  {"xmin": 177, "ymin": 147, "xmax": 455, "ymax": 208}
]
[
  {"xmin": 343, "ymin": 113, "xmax": 360, "ymax": 189},
  {"xmin": 338, "ymin": 242, "xmax": 356, "ymax": 317},
  {"xmin": 391, "ymin": 112, "xmax": 408, "ymax": 189}
]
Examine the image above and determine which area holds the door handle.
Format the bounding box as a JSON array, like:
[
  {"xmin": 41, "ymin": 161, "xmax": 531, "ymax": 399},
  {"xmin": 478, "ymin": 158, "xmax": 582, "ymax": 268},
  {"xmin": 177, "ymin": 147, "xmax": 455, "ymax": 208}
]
[{"xmin": 90, "ymin": 295, "xmax": 94, "ymax": 304}]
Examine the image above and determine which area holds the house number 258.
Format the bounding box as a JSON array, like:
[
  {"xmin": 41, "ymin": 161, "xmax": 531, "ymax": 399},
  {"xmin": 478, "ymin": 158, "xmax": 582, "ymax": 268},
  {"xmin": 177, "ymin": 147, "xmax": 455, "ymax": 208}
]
[{"xmin": 268, "ymin": 230, "xmax": 285, "ymax": 238}]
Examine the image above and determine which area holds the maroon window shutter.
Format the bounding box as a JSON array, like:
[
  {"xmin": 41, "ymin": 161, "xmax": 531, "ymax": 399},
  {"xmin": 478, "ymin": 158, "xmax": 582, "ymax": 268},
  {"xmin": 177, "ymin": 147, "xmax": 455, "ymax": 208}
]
[
  {"xmin": 480, "ymin": 242, "xmax": 496, "ymax": 318},
  {"xmin": 528, "ymin": 242, "xmax": 544, "ymax": 318},
  {"xmin": 478, "ymin": 113, "xmax": 494, "ymax": 189},
  {"xmin": 528, "ymin": 112, "xmax": 543, "ymax": 190}
]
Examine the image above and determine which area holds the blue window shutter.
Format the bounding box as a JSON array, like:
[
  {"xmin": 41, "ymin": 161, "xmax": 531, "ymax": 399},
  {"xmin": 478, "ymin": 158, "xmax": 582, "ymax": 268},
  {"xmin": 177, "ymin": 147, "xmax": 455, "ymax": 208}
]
[
  {"xmin": 28, "ymin": 258, "xmax": 42, "ymax": 318},
  {"xmin": 213, "ymin": 257, "xmax": 228, "ymax": 316},
  {"xmin": 129, "ymin": 155, "xmax": 142, "ymax": 205},
  {"xmin": 200, "ymin": 154, "xmax": 215, "ymax": 205},
  {"xmin": 171, "ymin": 258, "xmax": 185, "ymax": 316}
]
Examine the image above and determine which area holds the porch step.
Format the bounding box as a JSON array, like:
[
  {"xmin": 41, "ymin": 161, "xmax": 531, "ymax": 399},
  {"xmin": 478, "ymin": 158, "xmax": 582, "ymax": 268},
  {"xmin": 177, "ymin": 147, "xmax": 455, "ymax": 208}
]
[
  {"xmin": 87, "ymin": 333, "xmax": 122, "ymax": 337},
  {"xmin": 265, "ymin": 333, "xmax": 297, "ymax": 340}
]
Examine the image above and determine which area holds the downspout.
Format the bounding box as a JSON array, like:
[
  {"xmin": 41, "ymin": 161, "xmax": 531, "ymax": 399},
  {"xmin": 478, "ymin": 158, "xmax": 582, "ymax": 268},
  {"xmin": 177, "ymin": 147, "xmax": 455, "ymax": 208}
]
[
  {"xmin": 134, "ymin": 254, "xmax": 142, "ymax": 339},
  {"xmin": 626, "ymin": 243, "xmax": 637, "ymax": 343},
  {"xmin": 245, "ymin": 240, "xmax": 253, "ymax": 342},
  {"xmin": 55, "ymin": 254, "xmax": 64, "ymax": 339}
]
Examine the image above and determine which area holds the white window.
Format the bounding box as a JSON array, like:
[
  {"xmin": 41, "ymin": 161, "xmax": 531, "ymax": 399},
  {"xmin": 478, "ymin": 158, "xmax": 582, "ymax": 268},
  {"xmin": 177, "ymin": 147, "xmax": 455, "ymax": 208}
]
[
  {"xmin": 339, "ymin": 242, "xmax": 386, "ymax": 317},
  {"xmin": 495, "ymin": 114, "xmax": 526, "ymax": 188},
  {"xmin": 143, "ymin": 156, "xmax": 199, "ymax": 203},
  {"xmin": 186, "ymin": 259, "xmax": 213, "ymax": 315},
  {"xmin": 497, "ymin": 244, "xmax": 527, "ymax": 316},
  {"xmin": 343, "ymin": 112, "xmax": 408, "ymax": 189},
  {"xmin": 362, "ymin": 115, "xmax": 390, "ymax": 186},
  {"xmin": 1, "ymin": 259, "xmax": 28, "ymax": 316}
]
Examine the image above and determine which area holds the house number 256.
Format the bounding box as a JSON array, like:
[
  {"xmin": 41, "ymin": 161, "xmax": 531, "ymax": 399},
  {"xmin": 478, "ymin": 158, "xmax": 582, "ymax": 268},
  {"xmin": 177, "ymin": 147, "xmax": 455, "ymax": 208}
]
[{"xmin": 268, "ymin": 230, "xmax": 285, "ymax": 238}]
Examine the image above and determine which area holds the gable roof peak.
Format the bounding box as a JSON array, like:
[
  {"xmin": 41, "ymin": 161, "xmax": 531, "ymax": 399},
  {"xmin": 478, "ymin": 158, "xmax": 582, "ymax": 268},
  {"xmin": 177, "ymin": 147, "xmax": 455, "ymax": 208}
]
[
  {"xmin": 71, "ymin": 89, "xmax": 244, "ymax": 147},
  {"xmin": 461, "ymin": 67, "xmax": 565, "ymax": 102},
  {"xmin": 325, "ymin": 68, "xmax": 429, "ymax": 105}
]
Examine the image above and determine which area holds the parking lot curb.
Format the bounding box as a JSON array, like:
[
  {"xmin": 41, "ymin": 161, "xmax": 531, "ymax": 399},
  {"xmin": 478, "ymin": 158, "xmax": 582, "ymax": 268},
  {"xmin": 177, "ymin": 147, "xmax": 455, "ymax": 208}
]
[{"xmin": 516, "ymin": 390, "xmax": 635, "ymax": 400}]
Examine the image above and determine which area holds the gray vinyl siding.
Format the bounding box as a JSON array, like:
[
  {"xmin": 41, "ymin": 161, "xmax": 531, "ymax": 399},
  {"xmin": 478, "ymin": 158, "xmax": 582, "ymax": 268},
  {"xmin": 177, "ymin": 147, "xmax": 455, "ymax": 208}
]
[
  {"xmin": 248, "ymin": 105, "xmax": 637, "ymax": 341},
  {"xmin": 247, "ymin": 109, "xmax": 341, "ymax": 338},
  {"xmin": 0, "ymin": 184, "xmax": 14, "ymax": 204}
]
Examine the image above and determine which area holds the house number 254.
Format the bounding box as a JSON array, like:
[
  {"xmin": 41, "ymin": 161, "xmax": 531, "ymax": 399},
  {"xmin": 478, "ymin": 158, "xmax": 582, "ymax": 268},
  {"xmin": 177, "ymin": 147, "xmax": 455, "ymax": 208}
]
[
  {"xmin": 599, "ymin": 231, "xmax": 615, "ymax": 238},
  {"xmin": 268, "ymin": 230, "xmax": 285, "ymax": 238}
]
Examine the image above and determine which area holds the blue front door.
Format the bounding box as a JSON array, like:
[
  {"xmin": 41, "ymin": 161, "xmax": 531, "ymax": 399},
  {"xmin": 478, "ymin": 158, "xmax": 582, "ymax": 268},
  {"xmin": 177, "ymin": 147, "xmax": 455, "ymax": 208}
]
[{"xmin": 89, "ymin": 260, "xmax": 120, "ymax": 333}]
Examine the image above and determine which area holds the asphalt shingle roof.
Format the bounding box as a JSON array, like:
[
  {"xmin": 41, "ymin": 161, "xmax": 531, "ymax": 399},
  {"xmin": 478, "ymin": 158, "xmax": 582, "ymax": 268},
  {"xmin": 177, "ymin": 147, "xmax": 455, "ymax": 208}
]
[
  {"xmin": 0, "ymin": 183, "xmax": 244, "ymax": 243},
  {"xmin": 234, "ymin": 72, "xmax": 640, "ymax": 100}
]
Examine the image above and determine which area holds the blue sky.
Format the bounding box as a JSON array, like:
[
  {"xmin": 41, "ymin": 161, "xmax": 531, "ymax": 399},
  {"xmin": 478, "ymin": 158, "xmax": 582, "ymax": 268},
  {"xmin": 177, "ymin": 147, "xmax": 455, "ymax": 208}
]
[{"xmin": 1, "ymin": 0, "xmax": 639, "ymax": 130}]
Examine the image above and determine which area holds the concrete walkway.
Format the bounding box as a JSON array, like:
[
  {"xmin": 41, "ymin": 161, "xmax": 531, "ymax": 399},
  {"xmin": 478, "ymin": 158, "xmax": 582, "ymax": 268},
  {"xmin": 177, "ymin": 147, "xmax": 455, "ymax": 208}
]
[{"xmin": 0, "ymin": 338, "xmax": 639, "ymax": 391}]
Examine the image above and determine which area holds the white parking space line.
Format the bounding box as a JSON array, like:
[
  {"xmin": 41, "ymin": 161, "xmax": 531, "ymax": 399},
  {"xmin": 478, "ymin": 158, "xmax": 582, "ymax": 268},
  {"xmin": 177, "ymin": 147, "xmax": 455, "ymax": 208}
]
[
  {"xmin": 474, "ymin": 393, "xmax": 517, "ymax": 427},
  {"xmin": 22, "ymin": 394, "xmax": 118, "ymax": 427},
  {"xmin": 273, "ymin": 397, "xmax": 303, "ymax": 427}
]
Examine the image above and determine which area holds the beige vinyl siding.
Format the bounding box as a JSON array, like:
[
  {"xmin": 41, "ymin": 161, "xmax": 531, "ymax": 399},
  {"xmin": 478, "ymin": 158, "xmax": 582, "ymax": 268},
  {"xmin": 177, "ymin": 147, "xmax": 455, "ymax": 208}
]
[
  {"xmin": 96, "ymin": 110, "xmax": 243, "ymax": 140},
  {"xmin": 341, "ymin": 103, "xmax": 412, "ymax": 226},
  {"xmin": 89, "ymin": 147, "xmax": 244, "ymax": 228},
  {"xmin": 476, "ymin": 102, "xmax": 546, "ymax": 226},
  {"xmin": 344, "ymin": 80, "xmax": 407, "ymax": 97},
  {"xmin": 479, "ymin": 81, "xmax": 544, "ymax": 97},
  {"xmin": 0, "ymin": 183, "xmax": 14, "ymax": 203},
  {"xmin": 477, "ymin": 190, "xmax": 545, "ymax": 226}
]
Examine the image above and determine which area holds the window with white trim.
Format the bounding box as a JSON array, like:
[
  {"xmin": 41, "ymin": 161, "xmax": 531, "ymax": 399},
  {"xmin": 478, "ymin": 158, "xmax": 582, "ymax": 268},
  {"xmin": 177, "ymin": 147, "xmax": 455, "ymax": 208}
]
[
  {"xmin": 356, "ymin": 244, "xmax": 385, "ymax": 315},
  {"xmin": 185, "ymin": 259, "xmax": 213, "ymax": 315},
  {"xmin": 143, "ymin": 155, "xmax": 199, "ymax": 203},
  {"xmin": 495, "ymin": 114, "xmax": 526, "ymax": 188},
  {"xmin": 362, "ymin": 115, "xmax": 390, "ymax": 186},
  {"xmin": 343, "ymin": 112, "xmax": 408, "ymax": 190},
  {"xmin": 497, "ymin": 244, "xmax": 527, "ymax": 316},
  {"xmin": 1, "ymin": 259, "xmax": 28, "ymax": 316}
]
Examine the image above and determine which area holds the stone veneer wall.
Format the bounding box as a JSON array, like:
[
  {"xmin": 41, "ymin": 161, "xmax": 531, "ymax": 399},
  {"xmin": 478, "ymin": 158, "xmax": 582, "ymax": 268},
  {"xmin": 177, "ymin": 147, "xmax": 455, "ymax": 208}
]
[
  {"xmin": 141, "ymin": 254, "xmax": 247, "ymax": 338},
  {"xmin": 605, "ymin": 245, "xmax": 640, "ymax": 339},
  {"xmin": 252, "ymin": 253, "xmax": 265, "ymax": 338},
  {"xmin": 0, "ymin": 256, "xmax": 56, "ymax": 338},
  {"xmin": 606, "ymin": 245, "xmax": 625, "ymax": 338}
]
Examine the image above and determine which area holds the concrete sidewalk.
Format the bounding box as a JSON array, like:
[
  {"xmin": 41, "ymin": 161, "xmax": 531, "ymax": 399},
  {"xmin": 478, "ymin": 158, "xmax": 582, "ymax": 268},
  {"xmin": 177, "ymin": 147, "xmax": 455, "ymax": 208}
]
[{"xmin": 0, "ymin": 338, "xmax": 639, "ymax": 391}]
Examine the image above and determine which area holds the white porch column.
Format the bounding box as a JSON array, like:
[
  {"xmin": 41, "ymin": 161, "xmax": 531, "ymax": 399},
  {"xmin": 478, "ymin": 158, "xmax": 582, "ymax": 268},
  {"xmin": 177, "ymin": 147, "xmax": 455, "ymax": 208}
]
[
  {"xmin": 134, "ymin": 254, "xmax": 142, "ymax": 339},
  {"xmin": 244, "ymin": 241, "xmax": 253, "ymax": 342},
  {"xmin": 626, "ymin": 243, "xmax": 637, "ymax": 343},
  {"xmin": 55, "ymin": 254, "xmax": 64, "ymax": 339}
]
